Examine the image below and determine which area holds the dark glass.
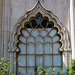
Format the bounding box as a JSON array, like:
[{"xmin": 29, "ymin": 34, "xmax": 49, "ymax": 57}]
[
  {"xmin": 26, "ymin": 24, "xmax": 31, "ymax": 28},
  {"xmin": 36, "ymin": 24, "xmax": 42, "ymax": 28},
  {"xmin": 31, "ymin": 19, "xmax": 37, "ymax": 28},
  {"xmin": 47, "ymin": 21, "xmax": 54, "ymax": 28},
  {"xmin": 37, "ymin": 16, "xmax": 41, "ymax": 23},
  {"xmin": 47, "ymin": 24, "xmax": 54, "ymax": 28},
  {"xmin": 41, "ymin": 19, "xmax": 48, "ymax": 28}
]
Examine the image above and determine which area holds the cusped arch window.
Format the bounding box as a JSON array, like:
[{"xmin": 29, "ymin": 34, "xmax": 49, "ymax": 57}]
[{"xmin": 17, "ymin": 13, "xmax": 62, "ymax": 75}]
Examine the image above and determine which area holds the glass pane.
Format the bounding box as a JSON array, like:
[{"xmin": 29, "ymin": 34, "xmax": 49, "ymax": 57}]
[
  {"xmin": 18, "ymin": 44, "xmax": 26, "ymax": 54},
  {"xmin": 27, "ymin": 43, "xmax": 35, "ymax": 54},
  {"xmin": 37, "ymin": 16, "xmax": 41, "ymax": 23},
  {"xmin": 45, "ymin": 67, "xmax": 61, "ymax": 75},
  {"xmin": 55, "ymin": 67, "xmax": 61, "ymax": 75},
  {"xmin": 41, "ymin": 19, "xmax": 48, "ymax": 28},
  {"xmin": 47, "ymin": 24, "xmax": 54, "ymax": 28},
  {"xmin": 44, "ymin": 36, "xmax": 52, "ymax": 43},
  {"xmin": 36, "ymin": 24, "xmax": 42, "ymax": 28},
  {"xmin": 18, "ymin": 55, "xmax": 26, "ymax": 66},
  {"xmin": 27, "ymin": 68, "xmax": 35, "ymax": 75},
  {"xmin": 27, "ymin": 36, "xmax": 34, "ymax": 43},
  {"xmin": 53, "ymin": 43, "xmax": 61, "ymax": 54},
  {"xmin": 53, "ymin": 55, "xmax": 61, "ymax": 66},
  {"xmin": 47, "ymin": 28, "xmax": 52, "ymax": 32},
  {"xmin": 47, "ymin": 21, "xmax": 54, "ymax": 28},
  {"xmin": 18, "ymin": 68, "xmax": 26, "ymax": 75},
  {"xmin": 36, "ymin": 56, "xmax": 43, "ymax": 66},
  {"xmin": 53, "ymin": 36, "xmax": 60, "ymax": 43},
  {"xmin": 26, "ymin": 24, "xmax": 31, "ymax": 28},
  {"xmin": 31, "ymin": 19, "xmax": 37, "ymax": 28},
  {"xmin": 44, "ymin": 43, "xmax": 52, "ymax": 54},
  {"xmin": 27, "ymin": 55, "xmax": 35, "ymax": 66},
  {"xmin": 49, "ymin": 29, "xmax": 57, "ymax": 37},
  {"xmin": 27, "ymin": 29, "xmax": 32, "ymax": 33},
  {"xmin": 45, "ymin": 67, "xmax": 52, "ymax": 75},
  {"xmin": 36, "ymin": 36, "xmax": 43, "ymax": 43},
  {"xmin": 19, "ymin": 36, "xmax": 26, "ymax": 44},
  {"xmin": 31, "ymin": 29, "xmax": 39, "ymax": 37},
  {"xmin": 22, "ymin": 30, "xmax": 29, "ymax": 37},
  {"xmin": 36, "ymin": 43, "xmax": 43, "ymax": 54},
  {"xmin": 40, "ymin": 30, "xmax": 48, "ymax": 37},
  {"xmin": 44, "ymin": 55, "xmax": 52, "ymax": 66}
]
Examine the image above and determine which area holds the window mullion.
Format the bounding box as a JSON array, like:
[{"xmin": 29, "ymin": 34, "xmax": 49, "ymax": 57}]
[
  {"xmin": 43, "ymin": 37, "xmax": 44, "ymax": 68},
  {"xmin": 26, "ymin": 37, "xmax": 27, "ymax": 75},
  {"xmin": 35, "ymin": 37, "xmax": 36, "ymax": 74},
  {"xmin": 52, "ymin": 38, "xmax": 53, "ymax": 68}
]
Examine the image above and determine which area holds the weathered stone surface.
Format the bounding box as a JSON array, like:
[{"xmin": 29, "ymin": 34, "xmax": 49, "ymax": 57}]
[
  {"xmin": 0, "ymin": 0, "xmax": 3, "ymax": 59},
  {"xmin": 10, "ymin": 0, "xmax": 70, "ymax": 33},
  {"xmin": 1, "ymin": 0, "xmax": 75, "ymax": 74}
]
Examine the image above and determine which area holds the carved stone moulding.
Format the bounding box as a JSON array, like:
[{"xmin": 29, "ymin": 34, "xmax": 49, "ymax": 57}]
[{"xmin": 8, "ymin": 1, "xmax": 71, "ymax": 52}]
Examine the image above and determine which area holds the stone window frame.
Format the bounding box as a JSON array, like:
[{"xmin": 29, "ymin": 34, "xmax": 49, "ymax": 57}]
[
  {"xmin": 8, "ymin": 1, "xmax": 71, "ymax": 74},
  {"xmin": 17, "ymin": 13, "xmax": 62, "ymax": 74}
]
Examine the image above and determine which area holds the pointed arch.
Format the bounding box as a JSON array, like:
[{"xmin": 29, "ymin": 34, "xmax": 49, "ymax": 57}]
[{"xmin": 8, "ymin": 0, "xmax": 71, "ymax": 53}]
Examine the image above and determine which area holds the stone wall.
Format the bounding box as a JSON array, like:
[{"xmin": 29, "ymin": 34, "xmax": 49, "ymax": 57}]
[
  {"xmin": 10, "ymin": 0, "xmax": 70, "ymax": 34},
  {"xmin": 0, "ymin": 0, "xmax": 3, "ymax": 59},
  {"xmin": 1, "ymin": 0, "xmax": 73, "ymax": 74},
  {"xmin": 1, "ymin": 0, "xmax": 71, "ymax": 58}
]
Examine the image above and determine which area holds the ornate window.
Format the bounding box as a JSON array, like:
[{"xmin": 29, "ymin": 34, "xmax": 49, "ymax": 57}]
[
  {"xmin": 9, "ymin": 1, "xmax": 71, "ymax": 75},
  {"xmin": 17, "ymin": 13, "xmax": 62, "ymax": 75}
]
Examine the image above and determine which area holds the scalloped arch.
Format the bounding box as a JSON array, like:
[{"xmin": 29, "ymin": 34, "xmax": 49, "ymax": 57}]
[{"xmin": 8, "ymin": 0, "xmax": 71, "ymax": 52}]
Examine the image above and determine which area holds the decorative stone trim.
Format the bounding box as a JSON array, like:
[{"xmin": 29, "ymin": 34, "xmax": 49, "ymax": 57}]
[{"xmin": 8, "ymin": 0, "xmax": 71, "ymax": 53}]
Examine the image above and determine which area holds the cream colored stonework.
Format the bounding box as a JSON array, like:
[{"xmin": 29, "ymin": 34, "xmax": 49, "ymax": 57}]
[
  {"xmin": 1, "ymin": 0, "xmax": 75, "ymax": 74},
  {"xmin": 0, "ymin": 0, "xmax": 3, "ymax": 59}
]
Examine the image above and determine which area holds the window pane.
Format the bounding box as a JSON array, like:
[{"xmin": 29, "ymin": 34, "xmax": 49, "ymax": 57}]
[
  {"xmin": 19, "ymin": 36, "xmax": 26, "ymax": 44},
  {"xmin": 44, "ymin": 36, "xmax": 52, "ymax": 43},
  {"xmin": 40, "ymin": 30, "xmax": 48, "ymax": 37},
  {"xmin": 18, "ymin": 68, "xmax": 26, "ymax": 75},
  {"xmin": 49, "ymin": 29, "xmax": 57, "ymax": 37},
  {"xmin": 47, "ymin": 24, "xmax": 54, "ymax": 28},
  {"xmin": 44, "ymin": 43, "xmax": 52, "ymax": 54},
  {"xmin": 26, "ymin": 24, "xmax": 31, "ymax": 28},
  {"xmin": 44, "ymin": 55, "xmax": 52, "ymax": 66},
  {"xmin": 55, "ymin": 67, "xmax": 61, "ymax": 75},
  {"xmin": 27, "ymin": 29, "xmax": 32, "ymax": 33},
  {"xmin": 22, "ymin": 30, "xmax": 29, "ymax": 37},
  {"xmin": 31, "ymin": 29, "xmax": 39, "ymax": 37},
  {"xmin": 27, "ymin": 43, "xmax": 35, "ymax": 54},
  {"xmin": 53, "ymin": 55, "xmax": 61, "ymax": 66},
  {"xmin": 27, "ymin": 68, "xmax": 35, "ymax": 75},
  {"xmin": 47, "ymin": 28, "xmax": 52, "ymax": 32},
  {"xmin": 27, "ymin": 55, "xmax": 35, "ymax": 66},
  {"xmin": 45, "ymin": 67, "xmax": 61, "ymax": 75},
  {"xmin": 53, "ymin": 36, "xmax": 60, "ymax": 43},
  {"xmin": 53, "ymin": 43, "xmax": 61, "ymax": 54},
  {"xmin": 36, "ymin": 24, "xmax": 42, "ymax": 28},
  {"xmin": 27, "ymin": 36, "xmax": 34, "ymax": 43},
  {"xmin": 41, "ymin": 19, "xmax": 48, "ymax": 28},
  {"xmin": 36, "ymin": 43, "xmax": 43, "ymax": 54},
  {"xmin": 18, "ymin": 55, "xmax": 26, "ymax": 66},
  {"xmin": 37, "ymin": 16, "xmax": 41, "ymax": 23},
  {"xmin": 36, "ymin": 56, "xmax": 43, "ymax": 66},
  {"xmin": 36, "ymin": 36, "xmax": 43, "ymax": 43},
  {"xmin": 18, "ymin": 44, "xmax": 26, "ymax": 54},
  {"xmin": 45, "ymin": 67, "xmax": 52, "ymax": 75},
  {"xmin": 31, "ymin": 19, "xmax": 37, "ymax": 28}
]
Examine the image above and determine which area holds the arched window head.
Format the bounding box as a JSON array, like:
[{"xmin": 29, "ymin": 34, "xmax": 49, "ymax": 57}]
[
  {"xmin": 9, "ymin": 1, "xmax": 71, "ymax": 75},
  {"xmin": 24, "ymin": 13, "xmax": 54, "ymax": 29},
  {"xmin": 17, "ymin": 13, "xmax": 63, "ymax": 75}
]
